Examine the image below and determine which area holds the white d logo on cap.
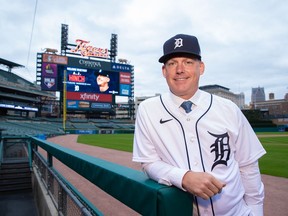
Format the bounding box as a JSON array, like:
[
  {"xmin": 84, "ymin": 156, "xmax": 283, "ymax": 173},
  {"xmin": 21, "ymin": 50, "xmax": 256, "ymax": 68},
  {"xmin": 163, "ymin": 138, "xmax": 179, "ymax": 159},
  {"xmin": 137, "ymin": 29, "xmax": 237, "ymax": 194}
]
[{"xmin": 174, "ymin": 38, "xmax": 183, "ymax": 49}]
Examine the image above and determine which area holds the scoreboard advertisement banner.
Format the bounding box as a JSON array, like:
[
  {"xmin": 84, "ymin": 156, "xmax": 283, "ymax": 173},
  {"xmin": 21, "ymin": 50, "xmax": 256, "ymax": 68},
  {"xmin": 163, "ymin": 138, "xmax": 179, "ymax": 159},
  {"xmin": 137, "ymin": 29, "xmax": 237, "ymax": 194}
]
[{"xmin": 41, "ymin": 63, "xmax": 58, "ymax": 91}]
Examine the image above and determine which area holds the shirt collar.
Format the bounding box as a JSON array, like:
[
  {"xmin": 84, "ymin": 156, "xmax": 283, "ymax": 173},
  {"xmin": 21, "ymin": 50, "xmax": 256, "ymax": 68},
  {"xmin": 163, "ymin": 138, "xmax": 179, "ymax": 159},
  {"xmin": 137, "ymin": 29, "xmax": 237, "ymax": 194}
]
[{"xmin": 169, "ymin": 89, "xmax": 202, "ymax": 108}]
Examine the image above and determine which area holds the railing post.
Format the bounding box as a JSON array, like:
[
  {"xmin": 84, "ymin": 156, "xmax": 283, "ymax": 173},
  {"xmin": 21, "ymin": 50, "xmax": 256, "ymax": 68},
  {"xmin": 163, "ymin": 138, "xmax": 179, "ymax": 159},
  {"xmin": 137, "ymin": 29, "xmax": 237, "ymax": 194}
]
[
  {"xmin": 47, "ymin": 152, "xmax": 53, "ymax": 167},
  {"xmin": 27, "ymin": 139, "xmax": 33, "ymax": 169}
]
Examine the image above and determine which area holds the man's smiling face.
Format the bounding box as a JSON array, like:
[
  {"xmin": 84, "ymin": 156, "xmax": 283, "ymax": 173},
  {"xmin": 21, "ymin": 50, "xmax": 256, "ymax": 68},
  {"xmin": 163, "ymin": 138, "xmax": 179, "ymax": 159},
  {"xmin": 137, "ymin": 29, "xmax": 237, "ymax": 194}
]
[{"xmin": 162, "ymin": 57, "xmax": 205, "ymax": 100}]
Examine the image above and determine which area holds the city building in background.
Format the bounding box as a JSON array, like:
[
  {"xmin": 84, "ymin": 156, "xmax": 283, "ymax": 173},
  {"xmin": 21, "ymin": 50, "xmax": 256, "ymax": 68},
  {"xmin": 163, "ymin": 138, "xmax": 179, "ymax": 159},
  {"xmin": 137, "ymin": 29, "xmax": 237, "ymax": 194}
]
[
  {"xmin": 251, "ymin": 87, "xmax": 265, "ymax": 103},
  {"xmin": 251, "ymin": 91, "xmax": 288, "ymax": 127},
  {"xmin": 199, "ymin": 84, "xmax": 245, "ymax": 109}
]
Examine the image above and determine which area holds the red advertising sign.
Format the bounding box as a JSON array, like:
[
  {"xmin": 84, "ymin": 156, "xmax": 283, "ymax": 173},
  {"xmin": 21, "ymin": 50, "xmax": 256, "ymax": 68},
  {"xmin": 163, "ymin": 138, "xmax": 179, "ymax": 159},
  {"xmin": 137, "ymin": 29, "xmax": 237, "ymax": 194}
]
[
  {"xmin": 66, "ymin": 92, "xmax": 112, "ymax": 102},
  {"xmin": 119, "ymin": 72, "xmax": 131, "ymax": 84}
]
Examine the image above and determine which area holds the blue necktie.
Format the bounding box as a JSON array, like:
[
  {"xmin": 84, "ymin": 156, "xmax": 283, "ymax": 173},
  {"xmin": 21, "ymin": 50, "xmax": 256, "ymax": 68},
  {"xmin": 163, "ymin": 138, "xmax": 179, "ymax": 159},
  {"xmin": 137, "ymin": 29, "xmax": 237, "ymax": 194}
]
[{"xmin": 181, "ymin": 101, "xmax": 192, "ymax": 113}]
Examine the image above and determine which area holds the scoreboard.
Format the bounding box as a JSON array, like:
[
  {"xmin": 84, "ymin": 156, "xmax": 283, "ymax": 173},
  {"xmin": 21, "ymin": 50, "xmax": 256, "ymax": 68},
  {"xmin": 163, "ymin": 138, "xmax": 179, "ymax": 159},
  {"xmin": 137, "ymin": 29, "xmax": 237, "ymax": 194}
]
[{"xmin": 37, "ymin": 53, "xmax": 133, "ymax": 112}]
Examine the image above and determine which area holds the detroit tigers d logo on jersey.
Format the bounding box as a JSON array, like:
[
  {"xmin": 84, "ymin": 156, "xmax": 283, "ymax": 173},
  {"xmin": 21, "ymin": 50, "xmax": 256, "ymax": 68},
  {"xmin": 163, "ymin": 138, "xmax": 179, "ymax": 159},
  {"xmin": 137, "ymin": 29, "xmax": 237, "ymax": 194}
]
[{"xmin": 208, "ymin": 131, "xmax": 231, "ymax": 171}]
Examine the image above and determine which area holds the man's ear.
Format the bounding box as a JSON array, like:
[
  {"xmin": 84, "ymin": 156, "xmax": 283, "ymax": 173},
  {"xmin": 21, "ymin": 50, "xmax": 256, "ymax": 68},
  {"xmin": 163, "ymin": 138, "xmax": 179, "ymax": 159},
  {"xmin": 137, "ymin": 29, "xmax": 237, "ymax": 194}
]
[
  {"xmin": 200, "ymin": 61, "xmax": 205, "ymax": 75},
  {"xmin": 162, "ymin": 65, "xmax": 167, "ymax": 78}
]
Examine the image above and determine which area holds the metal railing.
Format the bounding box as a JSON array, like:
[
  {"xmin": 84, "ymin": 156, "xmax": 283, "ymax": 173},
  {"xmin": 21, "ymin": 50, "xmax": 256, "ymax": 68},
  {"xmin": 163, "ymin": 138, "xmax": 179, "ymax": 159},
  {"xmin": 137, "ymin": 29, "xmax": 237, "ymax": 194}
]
[
  {"xmin": 33, "ymin": 150, "xmax": 98, "ymax": 216},
  {"xmin": 1, "ymin": 136, "xmax": 193, "ymax": 215}
]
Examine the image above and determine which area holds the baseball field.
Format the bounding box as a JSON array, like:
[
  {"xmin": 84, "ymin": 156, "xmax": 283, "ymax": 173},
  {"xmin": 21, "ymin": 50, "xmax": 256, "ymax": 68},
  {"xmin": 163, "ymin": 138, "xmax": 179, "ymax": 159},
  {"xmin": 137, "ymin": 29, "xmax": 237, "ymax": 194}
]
[{"xmin": 77, "ymin": 132, "xmax": 288, "ymax": 178}]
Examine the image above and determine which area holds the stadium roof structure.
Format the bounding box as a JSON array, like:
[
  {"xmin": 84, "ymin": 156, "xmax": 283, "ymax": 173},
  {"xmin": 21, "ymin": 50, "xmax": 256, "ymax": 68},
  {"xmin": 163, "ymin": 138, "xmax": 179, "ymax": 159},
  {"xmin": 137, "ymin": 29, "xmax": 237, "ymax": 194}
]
[{"xmin": 0, "ymin": 58, "xmax": 24, "ymax": 71}]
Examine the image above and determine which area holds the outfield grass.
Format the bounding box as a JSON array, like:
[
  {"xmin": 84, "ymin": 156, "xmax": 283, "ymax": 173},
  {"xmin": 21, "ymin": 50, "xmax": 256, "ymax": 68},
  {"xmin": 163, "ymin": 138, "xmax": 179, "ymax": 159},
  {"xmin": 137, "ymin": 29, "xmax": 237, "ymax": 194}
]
[
  {"xmin": 77, "ymin": 134, "xmax": 134, "ymax": 152},
  {"xmin": 77, "ymin": 132, "xmax": 288, "ymax": 178},
  {"xmin": 258, "ymin": 135, "xmax": 288, "ymax": 178}
]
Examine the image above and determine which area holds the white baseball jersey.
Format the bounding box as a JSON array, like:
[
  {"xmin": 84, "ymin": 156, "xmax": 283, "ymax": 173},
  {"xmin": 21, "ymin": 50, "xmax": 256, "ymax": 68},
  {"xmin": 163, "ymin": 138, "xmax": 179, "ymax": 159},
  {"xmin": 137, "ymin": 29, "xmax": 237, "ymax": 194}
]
[{"xmin": 133, "ymin": 90, "xmax": 266, "ymax": 216}]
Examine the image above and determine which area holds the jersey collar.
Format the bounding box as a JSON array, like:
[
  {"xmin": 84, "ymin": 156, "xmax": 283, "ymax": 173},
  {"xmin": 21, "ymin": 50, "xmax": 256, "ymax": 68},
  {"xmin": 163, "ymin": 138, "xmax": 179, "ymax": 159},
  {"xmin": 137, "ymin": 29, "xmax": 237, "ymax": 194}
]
[{"xmin": 169, "ymin": 89, "xmax": 201, "ymax": 108}]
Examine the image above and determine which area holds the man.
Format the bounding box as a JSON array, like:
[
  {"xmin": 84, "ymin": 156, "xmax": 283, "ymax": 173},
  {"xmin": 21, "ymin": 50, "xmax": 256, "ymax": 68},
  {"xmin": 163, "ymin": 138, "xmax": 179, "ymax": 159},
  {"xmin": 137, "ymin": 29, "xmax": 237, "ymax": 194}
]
[
  {"xmin": 133, "ymin": 34, "xmax": 266, "ymax": 215},
  {"xmin": 95, "ymin": 70, "xmax": 110, "ymax": 92}
]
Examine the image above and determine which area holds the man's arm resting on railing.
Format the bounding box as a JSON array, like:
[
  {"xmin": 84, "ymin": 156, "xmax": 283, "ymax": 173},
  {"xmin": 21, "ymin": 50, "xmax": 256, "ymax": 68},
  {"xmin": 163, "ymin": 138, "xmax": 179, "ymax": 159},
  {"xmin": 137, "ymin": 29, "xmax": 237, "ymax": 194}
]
[
  {"xmin": 142, "ymin": 161, "xmax": 187, "ymax": 189},
  {"xmin": 142, "ymin": 161, "xmax": 226, "ymax": 200}
]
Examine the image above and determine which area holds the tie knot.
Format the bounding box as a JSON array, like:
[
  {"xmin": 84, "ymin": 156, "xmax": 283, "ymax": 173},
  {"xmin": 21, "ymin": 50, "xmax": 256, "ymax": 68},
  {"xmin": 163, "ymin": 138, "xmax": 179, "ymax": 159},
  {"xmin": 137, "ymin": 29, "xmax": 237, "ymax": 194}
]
[{"xmin": 181, "ymin": 101, "xmax": 192, "ymax": 113}]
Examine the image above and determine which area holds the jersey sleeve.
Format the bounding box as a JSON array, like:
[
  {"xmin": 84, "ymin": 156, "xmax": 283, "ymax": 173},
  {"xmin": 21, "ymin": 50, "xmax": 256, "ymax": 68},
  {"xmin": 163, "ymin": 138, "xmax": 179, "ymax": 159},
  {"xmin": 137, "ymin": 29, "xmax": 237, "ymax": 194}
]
[
  {"xmin": 132, "ymin": 102, "xmax": 161, "ymax": 162},
  {"xmin": 142, "ymin": 161, "xmax": 188, "ymax": 190},
  {"xmin": 239, "ymin": 162, "xmax": 264, "ymax": 216},
  {"xmin": 234, "ymin": 109, "xmax": 266, "ymax": 167}
]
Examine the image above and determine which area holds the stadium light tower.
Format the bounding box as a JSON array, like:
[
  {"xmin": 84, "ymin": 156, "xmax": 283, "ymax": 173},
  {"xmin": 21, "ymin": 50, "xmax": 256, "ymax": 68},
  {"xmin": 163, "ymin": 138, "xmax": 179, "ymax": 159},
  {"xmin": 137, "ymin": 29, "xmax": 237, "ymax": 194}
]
[
  {"xmin": 110, "ymin": 34, "xmax": 118, "ymax": 62},
  {"xmin": 61, "ymin": 24, "xmax": 69, "ymax": 55}
]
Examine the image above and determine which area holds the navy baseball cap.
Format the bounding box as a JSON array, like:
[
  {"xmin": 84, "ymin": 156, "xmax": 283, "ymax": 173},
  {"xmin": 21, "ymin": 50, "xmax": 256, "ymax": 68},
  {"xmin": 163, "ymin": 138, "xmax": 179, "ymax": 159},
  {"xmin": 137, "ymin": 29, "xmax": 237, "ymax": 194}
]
[
  {"xmin": 159, "ymin": 34, "xmax": 201, "ymax": 63},
  {"xmin": 95, "ymin": 69, "xmax": 109, "ymax": 77}
]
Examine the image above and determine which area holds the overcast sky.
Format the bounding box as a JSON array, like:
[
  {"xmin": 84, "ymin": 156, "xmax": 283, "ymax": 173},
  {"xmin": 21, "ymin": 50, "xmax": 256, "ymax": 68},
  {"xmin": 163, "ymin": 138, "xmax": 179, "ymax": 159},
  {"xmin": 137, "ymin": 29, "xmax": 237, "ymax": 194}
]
[{"xmin": 1, "ymin": 0, "xmax": 287, "ymax": 104}]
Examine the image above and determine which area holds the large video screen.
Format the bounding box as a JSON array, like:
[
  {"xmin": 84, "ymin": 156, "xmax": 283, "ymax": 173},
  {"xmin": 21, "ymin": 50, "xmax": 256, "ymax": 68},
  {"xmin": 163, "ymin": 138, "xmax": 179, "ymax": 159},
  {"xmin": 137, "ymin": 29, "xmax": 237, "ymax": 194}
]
[
  {"xmin": 62, "ymin": 66, "xmax": 131, "ymax": 111},
  {"xmin": 58, "ymin": 66, "xmax": 132, "ymax": 96},
  {"xmin": 66, "ymin": 66, "xmax": 120, "ymax": 94}
]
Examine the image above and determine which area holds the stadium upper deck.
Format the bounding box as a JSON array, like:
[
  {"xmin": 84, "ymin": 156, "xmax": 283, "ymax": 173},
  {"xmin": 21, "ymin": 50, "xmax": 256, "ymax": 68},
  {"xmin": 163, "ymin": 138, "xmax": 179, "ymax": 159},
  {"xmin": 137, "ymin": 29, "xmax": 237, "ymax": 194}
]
[{"xmin": 0, "ymin": 58, "xmax": 56, "ymax": 118}]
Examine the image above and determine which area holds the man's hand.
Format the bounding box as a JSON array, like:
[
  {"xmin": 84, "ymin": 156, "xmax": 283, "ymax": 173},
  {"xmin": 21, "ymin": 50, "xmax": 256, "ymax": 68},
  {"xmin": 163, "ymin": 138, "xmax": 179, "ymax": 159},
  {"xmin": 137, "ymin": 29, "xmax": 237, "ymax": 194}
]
[{"xmin": 182, "ymin": 171, "xmax": 226, "ymax": 200}]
